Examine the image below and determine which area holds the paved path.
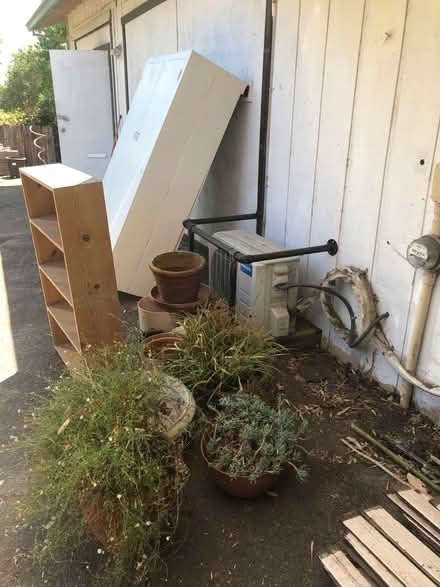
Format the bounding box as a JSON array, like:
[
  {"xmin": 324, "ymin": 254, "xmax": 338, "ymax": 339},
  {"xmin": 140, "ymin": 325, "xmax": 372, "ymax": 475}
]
[{"xmin": 0, "ymin": 178, "xmax": 61, "ymax": 586}]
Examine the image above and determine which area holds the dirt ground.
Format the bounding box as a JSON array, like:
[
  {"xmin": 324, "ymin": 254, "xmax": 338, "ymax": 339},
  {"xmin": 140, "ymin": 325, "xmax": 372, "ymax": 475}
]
[
  {"xmin": 2, "ymin": 177, "xmax": 440, "ymax": 586},
  {"xmin": 146, "ymin": 350, "xmax": 440, "ymax": 587}
]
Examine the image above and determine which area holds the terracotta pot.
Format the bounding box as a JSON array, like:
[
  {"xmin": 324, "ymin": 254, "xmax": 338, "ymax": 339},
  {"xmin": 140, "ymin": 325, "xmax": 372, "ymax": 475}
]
[
  {"xmin": 149, "ymin": 251, "xmax": 205, "ymax": 304},
  {"xmin": 144, "ymin": 334, "xmax": 182, "ymax": 352},
  {"xmin": 201, "ymin": 433, "xmax": 279, "ymax": 498},
  {"xmin": 150, "ymin": 283, "xmax": 211, "ymax": 312}
]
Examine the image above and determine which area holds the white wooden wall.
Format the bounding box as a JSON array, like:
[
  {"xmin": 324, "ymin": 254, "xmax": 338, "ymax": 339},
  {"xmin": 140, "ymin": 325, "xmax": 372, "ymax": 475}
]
[{"xmin": 266, "ymin": 0, "xmax": 440, "ymax": 417}]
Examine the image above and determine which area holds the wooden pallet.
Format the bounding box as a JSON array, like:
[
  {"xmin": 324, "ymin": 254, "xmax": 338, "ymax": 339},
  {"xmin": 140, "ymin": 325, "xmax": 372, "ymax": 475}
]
[{"xmin": 320, "ymin": 490, "xmax": 440, "ymax": 586}]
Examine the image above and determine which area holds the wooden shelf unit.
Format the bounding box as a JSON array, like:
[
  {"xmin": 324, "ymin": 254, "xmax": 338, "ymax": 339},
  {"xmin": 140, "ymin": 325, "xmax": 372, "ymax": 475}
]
[{"xmin": 21, "ymin": 163, "xmax": 121, "ymax": 367}]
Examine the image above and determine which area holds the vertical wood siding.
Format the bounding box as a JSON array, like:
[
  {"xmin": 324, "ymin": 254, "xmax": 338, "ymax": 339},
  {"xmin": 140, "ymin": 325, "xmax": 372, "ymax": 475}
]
[{"xmin": 267, "ymin": 0, "xmax": 440, "ymax": 411}]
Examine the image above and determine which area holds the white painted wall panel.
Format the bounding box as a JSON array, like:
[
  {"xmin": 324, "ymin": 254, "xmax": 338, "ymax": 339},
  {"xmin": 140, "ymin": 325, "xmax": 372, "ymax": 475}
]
[
  {"xmin": 267, "ymin": 0, "xmax": 440, "ymax": 415},
  {"xmin": 306, "ymin": 0, "xmax": 364, "ymax": 341},
  {"xmin": 125, "ymin": 2, "xmax": 177, "ymax": 101},
  {"xmin": 284, "ymin": 0, "xmax": 329, "ymax": 282},
  {"xmin": 372, "ymin": 0, "xmax": 440, "ymax": 389},
  {"xmin": 265, "ymin": 0, "xmax": 300, "ymax": 246},
  {"xmin": 337, "ymin": 0, "xmax": 406, "ymax": 271},
  {"xmin": 177, "ymin": 0, "xmax": 265, "ymax": 221}
]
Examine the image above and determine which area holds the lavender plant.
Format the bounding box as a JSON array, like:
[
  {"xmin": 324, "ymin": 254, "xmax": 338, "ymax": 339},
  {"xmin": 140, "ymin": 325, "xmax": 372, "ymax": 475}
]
[{"xmin": 205, "ymin": 392, "xmax": 309, "ymax": 482}]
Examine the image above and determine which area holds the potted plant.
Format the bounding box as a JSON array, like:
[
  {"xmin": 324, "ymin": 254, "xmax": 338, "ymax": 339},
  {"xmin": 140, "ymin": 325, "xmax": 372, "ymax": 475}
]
[
  {"xmin": 162, "ymin": 301, "xmax": 283, "ymax": 403},
  {"xmin": 201, "ymin": 392, "xmax": 308, "ymax": 498},
  {"xmin": 19, "ymin": 336, "xmax": 189, "ymax": 585}
]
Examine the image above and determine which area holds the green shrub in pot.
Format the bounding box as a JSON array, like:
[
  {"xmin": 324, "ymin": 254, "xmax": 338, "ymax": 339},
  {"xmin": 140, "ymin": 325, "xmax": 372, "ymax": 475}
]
[
  {"xmin": 18, "ymin": 337, "xmax": 188, "ymax": 585},
  {"xmin": 204, "ymin": 392, "xmax": 309, "ymax": 486},
  {"xmin": 162, "ymin": 301, "xmax": 283, "ymax": 402}
]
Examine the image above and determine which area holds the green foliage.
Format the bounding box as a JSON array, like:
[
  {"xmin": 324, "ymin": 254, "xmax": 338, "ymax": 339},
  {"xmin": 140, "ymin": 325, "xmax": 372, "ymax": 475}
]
[
  {"xmin": 0, "ymin": 25, "xmax": 66, "ymax": 126},
  {"xmin": 206, "ymin": 392, "xmax": 309, "ymax": 482},
  {"xmin": 162, "ymin": 301, "xmax": 283, "ymax": 401},
  {"xmin": 19, "ymin": 337, "xmax": 188, "ymax": 585}
]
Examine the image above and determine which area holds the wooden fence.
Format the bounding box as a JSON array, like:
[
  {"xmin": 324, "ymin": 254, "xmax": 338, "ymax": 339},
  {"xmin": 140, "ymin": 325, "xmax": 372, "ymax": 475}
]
[{"xmin": 0, "ymin": 125, "xmax": 58, "ymax": 166}]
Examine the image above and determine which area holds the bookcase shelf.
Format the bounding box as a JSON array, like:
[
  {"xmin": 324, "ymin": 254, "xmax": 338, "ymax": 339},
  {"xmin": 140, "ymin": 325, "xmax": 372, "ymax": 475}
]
[{"xmin": 21, "ymin": 163, "xmax": 121, "ymax": 368}]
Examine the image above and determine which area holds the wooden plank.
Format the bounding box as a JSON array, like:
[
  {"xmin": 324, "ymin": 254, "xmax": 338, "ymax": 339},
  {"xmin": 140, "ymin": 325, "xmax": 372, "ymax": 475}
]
[
  {"xmin": 345, "ymin": 531, "xmax": 404, "ymax": 586},
  {"xmin": 21, "ymin": 175, "xmax": 56, "ymax": 218},
  {"xmin": 398, "ymin": 490, "xmax": 440, "ymax": 533},
  {"xmin": 403, "ymin": 514, "xmax": 440, "ymax": 554},
  {"xmin": 30, "ymin": 216, "xmax": 63, "ymax": 251},
  {"xmin": 29, "ymin": 224, "xmax": 60, "ymax": 265},
  {"xmin": 20, "ymin": 163, "xmax": 98, "ymax": 191},
  {"xmin": 39, "ymin": 257, "xmax": 72, "ymax": 305},
  {"xmin": 344, "ymin": 515, "xmax": 436, "ymax": 586},
  {"xmin": 265, "ymin": 0, "xmax": 300, "ymax": 245},
  {"xmin": 320, "ymin": 549, "xmax": 373, "ymax": 586},
  {"xmin": 55, "ymin": 343, "xmax": 81, "ymax": 371},
  {"xmin": 53, "ymin": 181, "xmax": 121, "ymax": 347},
  {"xmin": 284, "ymin": 0, "xmax": 330, "ymax": 281},
  {"xmin": 388, "ymin": 494, "xmax": 440, "ymax": 548},
  {"xmin": 47, "ymin": 314, "xmax": 69, "ymax": 348},
  {"xmin": 364, "ymin": 507, "xmax": 440, "ymax": 585},
  {"xmin": 47, "ymin": 301, "xmax": 81, "ymax": 352}
]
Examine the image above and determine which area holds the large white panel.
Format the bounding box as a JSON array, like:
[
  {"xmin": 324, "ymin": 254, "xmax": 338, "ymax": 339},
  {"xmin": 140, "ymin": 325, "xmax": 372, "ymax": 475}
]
[
  {"xmin": 103, "ymin": 50, "xmax": 246, "ymax": 295},
  {"xmin": 177, "ymin": 0, "xmax": 265, "ymax": 221},
  {"xmin": 125, "ymin": 1, "xmax": 177, "ymax": 101}
]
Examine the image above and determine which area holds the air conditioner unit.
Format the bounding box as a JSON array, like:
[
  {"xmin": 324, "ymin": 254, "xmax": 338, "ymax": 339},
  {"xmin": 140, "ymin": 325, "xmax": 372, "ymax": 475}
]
[{"xmin": 208, "ymin": 230, "xmax": 300, "ymax": 337}]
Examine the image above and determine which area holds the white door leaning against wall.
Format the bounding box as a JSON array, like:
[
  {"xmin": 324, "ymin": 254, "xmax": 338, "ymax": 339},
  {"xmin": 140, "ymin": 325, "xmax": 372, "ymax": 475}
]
[{"xmin": 49, "ymin": 50, "xmax": 114, "ymax": 180}]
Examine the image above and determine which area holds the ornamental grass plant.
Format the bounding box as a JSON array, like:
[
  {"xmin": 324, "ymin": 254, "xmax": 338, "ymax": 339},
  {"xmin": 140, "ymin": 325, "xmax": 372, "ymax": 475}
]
[
  {"xmin": 162, "ymin": 301, "xmax": 283, "ymax": 402},
  {"xmin": 19, "ymin": 336, "xmax": 188, "ymax": 585}
]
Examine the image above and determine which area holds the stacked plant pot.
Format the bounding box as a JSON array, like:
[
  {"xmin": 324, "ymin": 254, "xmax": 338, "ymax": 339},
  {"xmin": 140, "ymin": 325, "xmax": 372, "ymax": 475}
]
[
  {"xmin": 0, "ymin": 146, "xmax": 20, "ymax": 177},
  {"xmin": 138, "ymin": 251, "xmax": 210, "ymax": 336}
]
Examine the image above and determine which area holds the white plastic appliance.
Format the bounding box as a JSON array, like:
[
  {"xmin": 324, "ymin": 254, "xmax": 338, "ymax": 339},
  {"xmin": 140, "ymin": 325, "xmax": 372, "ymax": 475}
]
[{"xmin": 208, "ymin": 230, "xmax": 300, "ymax": 337}]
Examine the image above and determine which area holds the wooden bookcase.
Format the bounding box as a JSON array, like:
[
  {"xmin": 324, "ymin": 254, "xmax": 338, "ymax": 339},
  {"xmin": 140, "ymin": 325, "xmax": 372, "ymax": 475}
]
[{"xmin": 20, "ymin": 163, "xmax": 121, "ymax": 368}]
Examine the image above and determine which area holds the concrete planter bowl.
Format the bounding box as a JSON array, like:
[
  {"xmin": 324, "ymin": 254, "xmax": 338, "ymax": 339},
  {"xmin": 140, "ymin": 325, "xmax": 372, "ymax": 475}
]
[
  {"xmin": 149, "ymin": 251, "xmax": 205, "ymax": 304},
  {"xmin": 201, "ymin": 432, "xmax": 279, "ymax": 498}
]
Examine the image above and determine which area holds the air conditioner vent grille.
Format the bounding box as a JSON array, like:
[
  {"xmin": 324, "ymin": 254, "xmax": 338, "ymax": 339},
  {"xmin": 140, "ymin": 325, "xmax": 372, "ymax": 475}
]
[{"xmin": 211, "ymin": 248, "xmax": 234, "ymax": 301}]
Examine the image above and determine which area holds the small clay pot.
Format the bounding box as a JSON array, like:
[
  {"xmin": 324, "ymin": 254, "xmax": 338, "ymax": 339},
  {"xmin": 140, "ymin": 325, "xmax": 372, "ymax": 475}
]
[
  {"xmin": 144, "ymin": 334, "xmax": 182, "ymax": 352},
  {"xmin": 149, "ymin": 252, "xmax": 205, "ymax": 304},
  {"xmin": 201, "ymin": 433, "xmax": 279, "ymax": 498}
]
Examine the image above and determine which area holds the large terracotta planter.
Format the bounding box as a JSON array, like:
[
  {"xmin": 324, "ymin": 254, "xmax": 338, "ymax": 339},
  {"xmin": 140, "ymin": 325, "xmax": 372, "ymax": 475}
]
[
  {"xmin": 201, "ymin": 433, "xmax": 279, "ymax": 498},
  {"xmin": 149, "ymin": 251, "xmax": 205, "ymax": 304}
]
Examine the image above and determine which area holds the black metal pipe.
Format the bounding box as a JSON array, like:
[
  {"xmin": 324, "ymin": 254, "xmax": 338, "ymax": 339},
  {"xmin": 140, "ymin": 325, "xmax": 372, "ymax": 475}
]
[
  {"xmin": 256, "ymin": 0, "xmax": 273, "ymax": 235},
  {"xmin": 188, "ymin": 228, "xmax": 195, "ymax": 252},
  {"xmin": 187, "ymin": 223, "xmax": 338, "ymax": 263},
  {"xmin": 183, "ymin": 213, "xmax": 257, "ymax": 228},
  {"xmin": 236, "ymin": 240, "xmax": 338, "ymax": 264}
]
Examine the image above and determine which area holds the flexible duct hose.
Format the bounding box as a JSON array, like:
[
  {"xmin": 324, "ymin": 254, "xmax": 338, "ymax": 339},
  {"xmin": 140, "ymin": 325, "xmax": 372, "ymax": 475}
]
[
  {"xmin": 29, "ymin": 126, "xmax": 47, "ymax": 164},
  {"xmin": 280, "ymin": 265, "xmax": 440, "ymax": 397}
]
